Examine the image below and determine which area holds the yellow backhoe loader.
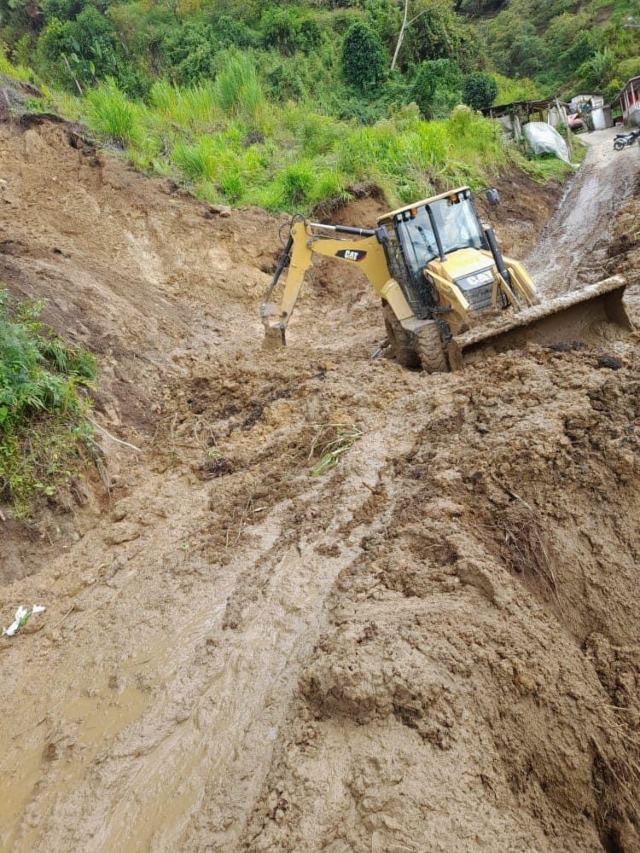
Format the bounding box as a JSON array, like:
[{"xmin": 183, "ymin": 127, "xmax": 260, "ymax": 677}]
[{"xmin": 260, "ymin": 187, "xmax": 632, "ymax": 372}]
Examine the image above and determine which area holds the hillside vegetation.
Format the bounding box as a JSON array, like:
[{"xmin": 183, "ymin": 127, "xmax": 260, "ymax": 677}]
[
  {"xmin": 477, "ymin": 0, "xmax": 640, "ymax": 102},
  {"xmin": 0, "ymin": 0, "xmax": 599, "ymax": 213},
  {"xmin": 0, "ymin": 1, "xmax": 625, "ymax": 211},
  {"xmin": 1, "ymin": 0, "xmax": 638, "ymax": 110},
  {"xmin": 0, "ymin": 291, "xmax": 97, "ymax": 516}
]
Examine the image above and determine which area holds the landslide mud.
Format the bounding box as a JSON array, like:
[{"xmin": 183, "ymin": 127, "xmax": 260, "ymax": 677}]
[{"xmin": 0, "ymin": 118, "xmax": 639, "ymax": 852}]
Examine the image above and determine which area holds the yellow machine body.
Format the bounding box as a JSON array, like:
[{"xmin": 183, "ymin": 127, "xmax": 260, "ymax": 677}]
[{"xmin": 261, "ymin": 188, "xmax": 632, "ymax": 372}]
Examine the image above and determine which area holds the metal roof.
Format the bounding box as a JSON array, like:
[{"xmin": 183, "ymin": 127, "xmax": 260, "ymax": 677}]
[{"xmin": 611, "ymin": 76, "xmax": 640, "ymax": 106}]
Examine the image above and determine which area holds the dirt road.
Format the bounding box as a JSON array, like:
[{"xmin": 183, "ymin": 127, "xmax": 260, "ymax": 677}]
[
  {"xmin": 527, "ymin": 128, "xmax": 639, "ymax": 297},
  {"xmin": 0, "ymin": 118, "xmax": 639, "ymax": 852}
]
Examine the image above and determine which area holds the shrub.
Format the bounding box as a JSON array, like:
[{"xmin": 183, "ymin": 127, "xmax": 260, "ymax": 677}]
[
  {"xmin": 615, "ymin": 57, "xmax": 640, "ymax": 83},
  {"xmin": 412, "ymin": 59, "xmax": 463, "ymax": 118},
  {"xmin": 462, "ymin": 72, "xmax": 498, "ymax": 111},
  {"xmin": 341, "ymin": 21, "xmax": 387, "ymax": 92},
  {"xmin": 279, "ymin": 160, "xmax": 316, "ymax": 207},
  {"xmin": 0, "ymin": 290, "xmax": 97, "ymax": 516},
  {"xmin": 161, "ymin": 22, "xmax": 217, "ymax": 86},
  {"xmin": 259, "ymin": 7, "xmax": 321, "ymax": 56}
]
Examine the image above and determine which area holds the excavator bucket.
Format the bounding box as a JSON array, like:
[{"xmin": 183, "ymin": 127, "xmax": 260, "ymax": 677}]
[
  {"xmin": 260, "ymin": 302, "xmax": 287, "ymax": 349},
  {"xmin": 447, "ymin": 276, "xmax": 632, "ymax": 370}
]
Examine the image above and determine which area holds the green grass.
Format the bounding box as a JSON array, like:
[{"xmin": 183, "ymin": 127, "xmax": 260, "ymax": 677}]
[
  {"xmin": 76, "ymin": 79, "xmax": 571, "ymax": 211},
  {"xmin": 0, "ymin": 47, "xmax": 38, "ymax": 85},
  {"xmin": 1, "ymin": 48, "xmax": 573, "ymax": 214},
  {"xmin": 0, "ymin": 290, "xmax": 97, "ymax": 517},
  {"xmin": 85, "ymin": 79, "xmax": 146, "ymax": 147}
]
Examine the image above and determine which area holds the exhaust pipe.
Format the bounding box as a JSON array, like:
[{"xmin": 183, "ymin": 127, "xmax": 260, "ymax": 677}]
[{"xmin": 484, "ymin": 226, "xmax": 511, "ymax": 287}]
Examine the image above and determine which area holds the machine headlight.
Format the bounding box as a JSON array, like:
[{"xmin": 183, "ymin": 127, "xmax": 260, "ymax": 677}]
[{"xmin": 455, "ymin": 269, "xmax": 495, "ymax": 292}]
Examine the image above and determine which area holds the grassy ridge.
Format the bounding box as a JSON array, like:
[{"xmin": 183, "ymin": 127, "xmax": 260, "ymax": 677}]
[{"xmin": 46, "ymin": 56, "xmax": 571, "ymax": 215}]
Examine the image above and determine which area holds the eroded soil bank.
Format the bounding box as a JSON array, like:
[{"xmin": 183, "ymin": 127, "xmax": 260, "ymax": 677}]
[{"xmin": 0, "ymin": 117, "xmax": 638, "ymax": 852}]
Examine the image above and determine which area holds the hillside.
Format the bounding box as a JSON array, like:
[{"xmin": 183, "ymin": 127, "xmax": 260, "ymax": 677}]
[
  {"xmin": 475, "ymin": 0, "xmax": 640, "ymax": 100},
  {"xmin": 1, "ymin": 0, "xmax": 638, "ymax": 117},
  {"xmin": 0, "ymin": 107, "xmax": 639, "ymax": 852}
]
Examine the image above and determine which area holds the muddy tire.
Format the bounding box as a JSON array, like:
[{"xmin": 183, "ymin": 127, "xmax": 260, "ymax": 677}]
[
  {"xmin": 614, "ymin": 139, "xmax": 625, "ymax": 151},
  {"xmin": 416, "ymin": 321, "xmax": 449, "ymax": 374},
  {"xmin": 383, "ymin": 304, "xmax": 420, "ymax": 368}
]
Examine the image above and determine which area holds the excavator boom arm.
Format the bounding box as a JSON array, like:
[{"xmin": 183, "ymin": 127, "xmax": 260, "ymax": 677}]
[{"xmin": 261, "ymin": 218, "xmax": 400, "ymax": 343}]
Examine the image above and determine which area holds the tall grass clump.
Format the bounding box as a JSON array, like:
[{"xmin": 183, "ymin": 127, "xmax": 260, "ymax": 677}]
[
  {"xmin": 172, "ymin": 140, "xmax": 218, "ymax": 181},
  {"xmin": 150, "ymin": 79, "xmax": 218, "ymax": 130},
  {"xmin": 0, "ymin": 290, "xmax": 97, "ymax": 517},
  {"xmin": 215, "ymin": 52, "xmax": 265, "ymax": 124},
  {"xmin": 85, "ymin": 79, "xmax": 144, "ymax": 147}
]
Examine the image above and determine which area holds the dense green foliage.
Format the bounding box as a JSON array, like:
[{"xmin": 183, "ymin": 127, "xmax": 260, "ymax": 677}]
[
  {"xmin": 0, "ymin": 0, "xmax": 637, "ymax": 117},
  {"xmin": 342, "ymin": 21, "xmax": 387, "ymax": 92},
  {"xmin": 0, "ymin": 290, "xmax": 97, "ymax": 515},
  {"xmin": 0, "ymin": 0, "xmax": 485, "ymax": 113},
  {"xmin": 479, "ymin": 0, "xmax": 640, "ymax": 99},
  {"xmin": 1, "ymin": 0, "xmax": 636, "ymax": 111},
  {"xmin": 462, "ymin": 71, "xmax": 498, "ymax": 110}
]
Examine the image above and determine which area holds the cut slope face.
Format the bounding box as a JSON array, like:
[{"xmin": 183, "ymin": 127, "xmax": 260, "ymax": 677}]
[{"xmin": 0, "ymin": 116, "xmax": 638, "ymax": 853}]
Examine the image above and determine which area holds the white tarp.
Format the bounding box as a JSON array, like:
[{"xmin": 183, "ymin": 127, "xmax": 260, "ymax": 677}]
[{"xmin": 523, "ymin": 121, "xmax": 571, "ymax": 163}]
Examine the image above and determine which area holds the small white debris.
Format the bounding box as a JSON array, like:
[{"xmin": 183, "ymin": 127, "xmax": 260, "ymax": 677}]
[{"xmin": 2, "ymin": 604, "xmax": 46, "ymax": 637}]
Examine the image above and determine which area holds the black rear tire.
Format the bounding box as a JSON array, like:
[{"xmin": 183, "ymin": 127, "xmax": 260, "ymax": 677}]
[
  {"xmin": 383, "ymin": 304, "xmax": 420, "ymax": 368},
  {"xmin": 415, "ymin": 321, "xmax": 449, "ymax": 374}
]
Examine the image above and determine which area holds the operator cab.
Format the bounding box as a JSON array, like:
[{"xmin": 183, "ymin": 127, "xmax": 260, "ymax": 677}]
[
  {"xmin": 379, "ymin": 187, "xmax": 486, "ymax": 279},
  {"xmin": 377, "ymin": 187, "xmax": 498, "ymax": 317}
]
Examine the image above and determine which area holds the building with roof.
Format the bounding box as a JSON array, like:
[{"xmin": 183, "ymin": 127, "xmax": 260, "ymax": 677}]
[{"xmin": 612, "ymin": 77, "xmax": 640, "ymax": 126}]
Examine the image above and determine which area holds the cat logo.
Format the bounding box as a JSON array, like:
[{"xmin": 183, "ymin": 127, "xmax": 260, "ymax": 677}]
[{"xmin": 336, "ymin": 249, "xmax": 367, "ymax": 262}]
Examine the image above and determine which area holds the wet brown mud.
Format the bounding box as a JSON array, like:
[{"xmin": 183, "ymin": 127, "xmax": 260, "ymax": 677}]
[{"xmin": 0, "ymin": 118, "xmax": 638, "ymax": 852}]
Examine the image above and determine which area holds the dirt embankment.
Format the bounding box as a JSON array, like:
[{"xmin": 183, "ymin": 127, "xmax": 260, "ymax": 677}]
[{"xmin": 0, "ymin": 115, "xmax": 639, "ymax": 853}]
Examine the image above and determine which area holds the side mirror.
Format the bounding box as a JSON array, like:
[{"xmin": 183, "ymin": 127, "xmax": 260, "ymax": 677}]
[{"xmin": 486, "ymin": 188, "xmax": 500, "ymax": 206}]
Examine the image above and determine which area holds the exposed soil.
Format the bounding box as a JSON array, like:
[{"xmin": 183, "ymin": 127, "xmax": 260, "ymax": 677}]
[{"xmin": 0, "ymin": 116, "xmax": 638, "ymax": 853}]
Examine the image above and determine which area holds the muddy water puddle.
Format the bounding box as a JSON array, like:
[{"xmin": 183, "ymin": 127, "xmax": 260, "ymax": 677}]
[{"xmin": 64, "ymin": 685, "xmax": 148, "ymax": 744}]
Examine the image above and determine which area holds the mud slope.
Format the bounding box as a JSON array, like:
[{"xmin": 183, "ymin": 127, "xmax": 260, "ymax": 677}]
[{"xmin": 0, "ymin": 117, "xmax": 638, "ymax": 853}]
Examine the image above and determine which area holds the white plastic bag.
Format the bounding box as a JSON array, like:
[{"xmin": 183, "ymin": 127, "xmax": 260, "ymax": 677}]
[
  {"xmin": 2, "ymin": 604, "xmax": 46, "ymax": 637},
  {"xmin": 523, "ymin": 122, "xmax": 571, "ymax": 163}
]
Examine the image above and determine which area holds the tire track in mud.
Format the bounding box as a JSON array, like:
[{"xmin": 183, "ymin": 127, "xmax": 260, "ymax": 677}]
[
  {"xmin": 95, "ymin": 432, "xmax": 411, "ymax": 853},
  {"xmin": 0, "ymin": 358, "xmax": 420, "ymax": 851}
]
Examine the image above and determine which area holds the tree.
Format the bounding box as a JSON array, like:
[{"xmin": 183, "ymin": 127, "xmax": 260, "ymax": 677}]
[
  {"xmin": 462, "ymin": 71, "xmax": 497, "ymax": 110},
  {"xmin": 342, "ymin": 21, "xmax": 387, "ymax": 92},
  {"xmin": 38, "ymin": 6, "xmax": 119, "ymax": 90},
  {"xmin": 161, "ymin": 22, "xmax": 217, "ymax": 84},
  {"xmin": 394, "ymin": 0, "xmax": 479, "ymax": 73},
  {"xmin": 412, "ymin": 58, "xmax": 462, "ymax": 117}
]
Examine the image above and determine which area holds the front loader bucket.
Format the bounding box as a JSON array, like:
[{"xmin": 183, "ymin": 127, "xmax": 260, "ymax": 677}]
[{"xmin": 448, "ymin": 276, "xmax": 633, "ymax": 370}]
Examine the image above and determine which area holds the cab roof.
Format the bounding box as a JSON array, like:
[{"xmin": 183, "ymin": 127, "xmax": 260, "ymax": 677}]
[{"xmin": 377, "ymin": 187, "xmax": 471, "ymax": 225}]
